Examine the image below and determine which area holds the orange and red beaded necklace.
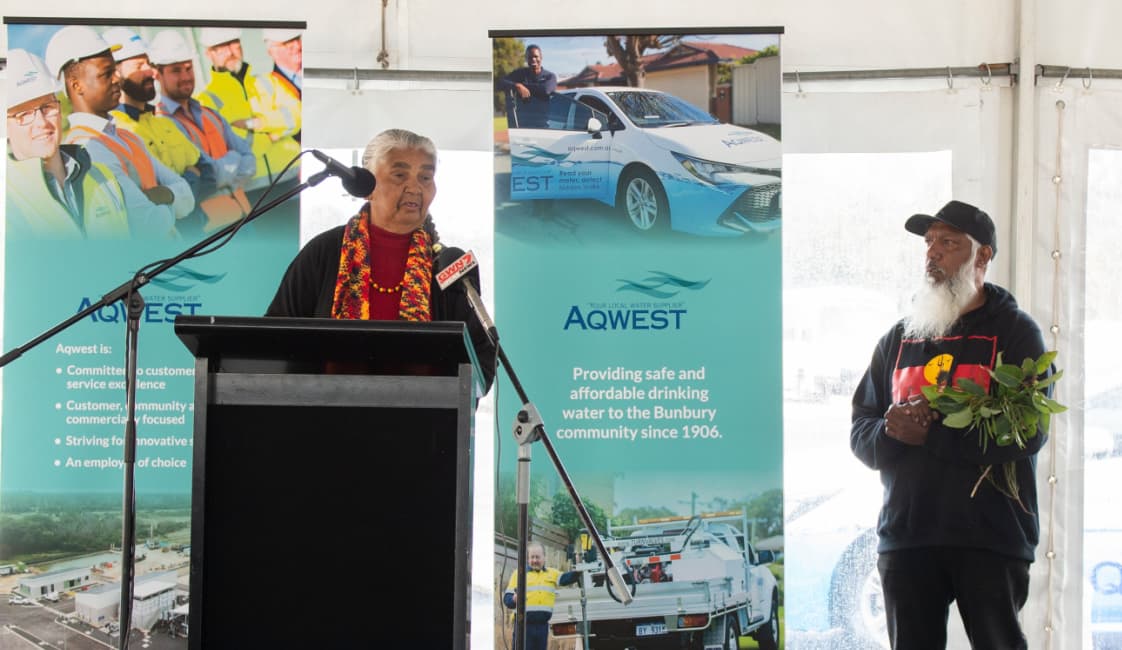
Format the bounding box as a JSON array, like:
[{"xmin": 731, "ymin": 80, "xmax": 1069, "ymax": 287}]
[{"xmin": 331, "ymin": 205, "xmax": 432, "ymax": 321}]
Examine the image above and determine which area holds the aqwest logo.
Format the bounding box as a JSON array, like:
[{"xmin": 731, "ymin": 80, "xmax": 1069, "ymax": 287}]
[
  {"xmin": 76, "ymin": 267, "xmax": 226, "ymax": 324},
  {"xmin": 563, "ymin": 272, "xmax": 709, "ymax": 331}
]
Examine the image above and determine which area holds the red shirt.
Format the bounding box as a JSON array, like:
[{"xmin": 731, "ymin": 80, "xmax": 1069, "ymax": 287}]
[{"xmin": 368, "ymin": 224, "xmax": 412, "ymax": 320}]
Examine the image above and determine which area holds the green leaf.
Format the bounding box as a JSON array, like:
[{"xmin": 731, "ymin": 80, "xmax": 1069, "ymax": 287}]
[
  {"xmin": 1035, "ymin": 351, "xmax": 1058, "ymax": 375},
  {"xmin": 942, "ymin": 409, "xmax": 975, "ymax": 429},
  {"xmin": 941, "ymin": 391, "xmax": 973, "ymax": 404},
  {"xmin": 955, "ymin": 378, "xmax": 987, "ymax": 396},
  {"xmin": 991, "ymin": 365, "xmax": 1024, "ymax": 388},
  {"xmin": 1042, "ymin": 396, "xmax": 1068, "ymax": 414},
  {"xmin": 934, "ymin": 398, "xmax": 969, "ymax": 413},
  {"xmin": 920, "ymin": 385, "xmax": 941, "ymax": 401},
  {"xmin": 951, "ymin": 351, "xmax": 1067, "ymax": 507}
]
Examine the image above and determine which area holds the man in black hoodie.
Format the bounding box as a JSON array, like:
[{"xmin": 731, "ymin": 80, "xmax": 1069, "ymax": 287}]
[{"xmin": 851, "ymin": 200, "xmax": 1047, "ymax": 650}]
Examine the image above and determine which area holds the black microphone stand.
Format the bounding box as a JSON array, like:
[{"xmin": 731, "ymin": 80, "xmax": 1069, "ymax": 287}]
[
  {"xmin": 0, "ymin": 164, "xmax": 339, "ymax": 650},
  {"xmin": 456, "ymin": 281, "xmax": 632, "ymax": 650}
]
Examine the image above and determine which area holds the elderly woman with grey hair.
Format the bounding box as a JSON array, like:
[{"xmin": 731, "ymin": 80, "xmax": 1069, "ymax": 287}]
[{"xmin": 266, "ymin": 128, "xmax": 495, "ymax": 391}]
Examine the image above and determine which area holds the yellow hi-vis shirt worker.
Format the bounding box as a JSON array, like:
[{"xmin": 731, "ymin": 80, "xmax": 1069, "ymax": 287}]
[
  {"xmin": 110, "ymin": 105, "xmax": 202, "ymax": 175},
  {"xmin": 5, "ymin": 48, "xmax": 129, "ymax": 239},
  {"xmin": 502, "ymin": 541, "xmax": 578, "ymax": 650},
  {"xmin": 102, "ymin": 26, "xmax": 203, "ymax": 176},
  {"xmin": 197, "ymin": 27, "xmax": 299, "ymax": 186},
  {"xmin": 7, "ymin": 149, "xmax": 129, "ymax": 239},
  {"xmin": 505, "ymin": 566, "xmax": 571, "ymax": 615}
]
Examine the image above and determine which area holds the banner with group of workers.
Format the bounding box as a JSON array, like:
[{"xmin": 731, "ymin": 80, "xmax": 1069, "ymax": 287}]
[
  {"xmin": 490, "ymin": 28, "xmax": 785, "ymax": 649},
  {"xmin": 2, "ymin": 17, "xmax": 303, "ymax": 599}
]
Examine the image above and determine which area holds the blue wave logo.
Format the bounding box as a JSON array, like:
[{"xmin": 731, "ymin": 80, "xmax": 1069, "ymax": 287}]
[
  {"xmin": 148, "ymin": 267, "xmax": 227, "ymax": 293},
  {"xmin": 511, "ymin": 143, "xmax": 571, "ymax": 167},
  {"xmin": 615, "ymin": 272, "xmax": 710, "ymax": 299}
]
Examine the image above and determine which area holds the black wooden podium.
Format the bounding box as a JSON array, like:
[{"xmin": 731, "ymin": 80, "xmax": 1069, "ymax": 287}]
[{"xmin": 175, "ymin": 315, "xmax": 479, "ymax": 650}]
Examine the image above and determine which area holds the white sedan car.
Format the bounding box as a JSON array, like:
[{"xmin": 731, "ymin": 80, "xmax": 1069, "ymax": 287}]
[{"xmin": 507, "ymin": 87, "xmax": 782, "ymax": 237}]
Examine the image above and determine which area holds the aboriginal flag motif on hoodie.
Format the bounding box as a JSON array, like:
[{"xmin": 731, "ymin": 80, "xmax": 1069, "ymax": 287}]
[{"xmin": 891, "ymin": 335, "xmax": 997, "ymax": 403}]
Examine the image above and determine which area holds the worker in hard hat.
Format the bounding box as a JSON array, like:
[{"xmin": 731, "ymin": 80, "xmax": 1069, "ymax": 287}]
[
  {"xmin": 260, "ymin": 29, "xmax": 302, "ymax": 144},
  {"xmin": 104, "ymin": 27, "xmax": 205, "ymax": 188},
  {"xmin": 149, "ymin": 29, "xmax": 256, "ymax": 233},
  {"xmin": 103, "ymin": 26, "xmax": 217, "ymax": 236},
  {"xmin": 46, "ymin": 25, "xmax": 193, "ymax": 238},
  {"xmin": 196, "ymin": 27, "xmax": 299, "ymax": 187},
  {"xmin": 6, "ymin": 48, "xmax": 129, "ymax": 239}
]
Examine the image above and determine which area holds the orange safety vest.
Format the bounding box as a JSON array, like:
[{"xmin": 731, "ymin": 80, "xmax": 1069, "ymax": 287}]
[
  {"xmin": 163, "ymin": 105, "xmax": 251, "ymax": 230},
  {"xmin": 67, "ymin": 125, "xmax": 157, "ymax": 190},
  {"xmin": 271, "ymin": 69, "xmax": 301, "ymax": 100},
  {"xmin": 168, "ymin": 106, "xmax": 230, "ymax": 159}
]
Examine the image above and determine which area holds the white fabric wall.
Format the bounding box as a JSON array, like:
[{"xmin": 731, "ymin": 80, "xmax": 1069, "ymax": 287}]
[{"xmin": 4, "ymin": 1, "xmax": 1118, "ymax": 71}]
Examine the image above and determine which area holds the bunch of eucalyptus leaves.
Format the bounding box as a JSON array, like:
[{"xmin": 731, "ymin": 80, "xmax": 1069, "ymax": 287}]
[{"xmin": 921, "ymin": 351, "xmax": 1066, "ymax": 509}]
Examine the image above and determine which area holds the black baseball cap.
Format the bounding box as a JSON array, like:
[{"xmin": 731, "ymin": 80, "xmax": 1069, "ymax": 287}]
[{"xmin": 905, "ymin": 200, "xmax": 997, "ymax": 258}]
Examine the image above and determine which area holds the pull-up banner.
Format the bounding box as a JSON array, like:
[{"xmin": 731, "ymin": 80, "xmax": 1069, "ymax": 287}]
[
  {"xmin": 490, "ymin": 27, "xmax": 785, "ymax": 649},
  {"xmin": 3, "ymin": 17, "xmax": 303, "ymax": 626}
]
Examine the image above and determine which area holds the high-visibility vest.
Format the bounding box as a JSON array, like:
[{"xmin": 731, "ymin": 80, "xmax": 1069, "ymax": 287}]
[
  {"xmin": 166, "ymin": 105, "xmax": 230, "ymax": 159},
  {"xmin": 271, "ymin": 69, "xmax": 301, "ymax": 99},
  {"xmin": 199, "ymin": 65, "xmax": 262, "ymax": 140},
  {"xmin": 505, "ymin": 567, "xmax": 564, "ymax": 615},
  {"xmin": 265, "ymin": 67, "xmax": 301, "ymax": 141},
  {"xmin": 109, "ymin": 108, "xmax": 201, "ymax": 175},
  {"xmin": 6, "ymin": 152, "xmax": 129, "ymax": 239},
  {"xmin": 65, "ymin": 125, "xmax": 157, "ymax": 190},
  {"xmin": 159, "ymin": 103, "xmax": 252, "ymax": 230},
  {"xmin": 201, "ymin": 64, "xmax": 299, "ymax": 182}
]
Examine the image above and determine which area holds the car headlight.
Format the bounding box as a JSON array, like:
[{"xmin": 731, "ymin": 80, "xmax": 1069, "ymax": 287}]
[{"xmin": 672, "ymin": 152, "xmax": 781, "ymax": 184}]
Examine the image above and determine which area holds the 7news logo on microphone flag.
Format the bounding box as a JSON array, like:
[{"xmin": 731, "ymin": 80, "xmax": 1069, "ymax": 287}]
[{"xmin": 436, "ymin": 250, "xmax": 478, "ymax": 289}]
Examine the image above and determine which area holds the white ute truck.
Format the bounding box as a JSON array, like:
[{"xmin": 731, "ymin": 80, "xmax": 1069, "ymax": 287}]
[{"xmin": 550, "ymin": 510, "xmax": 780, "ymax": 650}]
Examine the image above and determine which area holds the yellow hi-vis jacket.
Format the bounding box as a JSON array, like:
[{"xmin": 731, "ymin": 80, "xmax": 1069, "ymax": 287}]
[
  {"xmin": 504, "ymin": 567, "xmax": 565, "ymax": 618},
  {"xmin": 6, "ymin": 148, "xmax": 129, "ymax": 239},
  {"xmin": 259, "ymin": 66, "xmax": 301, "ymax": 141},
  {"xmin": 198, "ymin": 64, "xmax": 299, "ymax": 184},
  {"xmin": 110, "ymin": 106, "xmax": 201, "ymax": 175}
]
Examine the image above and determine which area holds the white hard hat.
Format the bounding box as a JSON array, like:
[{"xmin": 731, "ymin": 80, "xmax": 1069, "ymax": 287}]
[
  {"xmin": 103, "ymin": 26, "xmax": 148, "ymax": 62},
  {"xmin": 148, "ymin": 30, "xmax": 194, "ymax": 66},
  {"xmin": 198, "ymin": 27, "xmax": 242, "ymax": 48},
  {"xmin": 262, "ymin": 28, "xmax": 302, "ymax": 44},
  {"xmin": 44, "ymin": 25, "xmax": 120, "ymax": 79},
  {"xmin": 7, "ymin": 49, "xmax": 59, "ymax": 108}
]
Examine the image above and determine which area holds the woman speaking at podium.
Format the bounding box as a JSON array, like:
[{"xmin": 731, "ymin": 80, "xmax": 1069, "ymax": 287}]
[{"xmin": 266, "ymin": 128, "xmax": 495, "ymax": 392}]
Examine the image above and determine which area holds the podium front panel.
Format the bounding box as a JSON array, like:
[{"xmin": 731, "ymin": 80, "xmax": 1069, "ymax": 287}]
[
  {"xmin": 177, "ymin": 317, "xmax": 475, "ymax": 650},
  {"xmin": 193, "ymin": 402, "xmax": 461, "ymax": 648}
]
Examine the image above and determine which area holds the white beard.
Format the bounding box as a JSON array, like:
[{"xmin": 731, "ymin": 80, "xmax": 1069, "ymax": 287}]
[{"xmin": 904, "ymin": 258, "xmax": 979, "ymax": 339}]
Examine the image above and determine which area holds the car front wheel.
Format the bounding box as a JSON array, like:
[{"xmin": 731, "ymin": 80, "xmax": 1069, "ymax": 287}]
[{"xmin": 618, "ymin": 167, "xmax": 669, "ymax": 232}]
